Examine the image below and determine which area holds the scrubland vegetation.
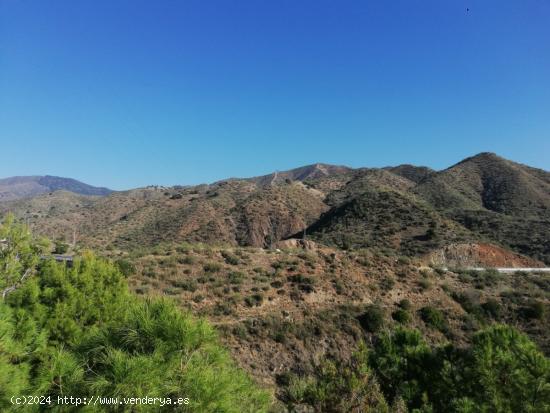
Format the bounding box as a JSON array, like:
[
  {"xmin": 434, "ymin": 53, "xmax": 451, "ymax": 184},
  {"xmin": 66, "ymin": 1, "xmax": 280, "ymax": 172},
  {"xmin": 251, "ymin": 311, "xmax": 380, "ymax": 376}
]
[
  {"xmin": 1, "ymin": 154, "xmax": 550, "ymax": 411},
  {"xmin": 1, "ymin": 214, "xmax": 549, "ymax": 412}
]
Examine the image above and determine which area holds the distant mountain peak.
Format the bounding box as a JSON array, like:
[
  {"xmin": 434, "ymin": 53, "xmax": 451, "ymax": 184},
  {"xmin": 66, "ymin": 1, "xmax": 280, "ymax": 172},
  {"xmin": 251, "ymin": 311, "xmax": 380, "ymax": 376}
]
[
  {"xmin": 245, "ymin": 163, "xmax": 352, "ymax": 187},
  {"xmin": 0, "ymin": 175, "xmax": 112, "ymax": 202},
  {"xmin": 452, "ymin": 152, "xmax": 505, "ymax": 167},
  {"xmin": 385, "ymin": 164, "xmax": 435, "ymax": 184}
]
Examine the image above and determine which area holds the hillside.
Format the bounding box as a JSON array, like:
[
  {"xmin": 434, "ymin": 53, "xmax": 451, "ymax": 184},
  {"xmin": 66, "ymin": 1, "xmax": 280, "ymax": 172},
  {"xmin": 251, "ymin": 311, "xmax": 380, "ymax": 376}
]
[
  {"xmin": 2, "ymin": 210, "xmax": 549, "ymax": 412},
  {"xmin": 1, "ymin": 153, "xmax": 548, "ymax": 265},
  {"xmin": 413, "ymin": 153, "xmax": 550, "ymax": 262},
  {"xmin": 121, "ymin": 241, "xmax": 550, "ymax": 407},
  {"xmin": 0, "ymin": 175, "xmax": 112, "ymax": 202},
  {"xmin": 0, "ymin": 153, "xmax": 549, "ymax": 411},
  {"xmin": 385, "ymin": 164, "xmax": 435, "ymax": 183},
  {"xmin": 414, "ymin": 152, "xmax": 550, "ymax": 216},
  {"xmin": 239, "ymin": 163, "xmax": 352, "ymax": 187},
  {"xmin": 303, "ymin": 189, "xmax": 473, "ymax": 256}
]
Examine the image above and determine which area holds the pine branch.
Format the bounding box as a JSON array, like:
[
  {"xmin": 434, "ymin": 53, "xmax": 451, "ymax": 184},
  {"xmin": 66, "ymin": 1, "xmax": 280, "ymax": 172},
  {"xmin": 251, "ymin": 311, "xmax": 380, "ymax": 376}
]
[{"xmin": 2, "ymin": 267, "xmax": 33, "ymax": 300}]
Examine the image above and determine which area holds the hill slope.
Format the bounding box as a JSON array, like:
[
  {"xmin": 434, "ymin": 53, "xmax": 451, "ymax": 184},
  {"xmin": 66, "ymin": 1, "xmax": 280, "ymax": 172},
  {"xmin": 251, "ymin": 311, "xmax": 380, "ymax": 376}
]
[
  {"xmin": 414, "ymin": 152, "xmax": 550, "ymax": 216},
  {"xmin": 413, "ymin": 153, "xmax": 550, "ymax": 262},
  {"xmin": 1, "ymin": 153, "xmax": 548, "ymax": 264}
]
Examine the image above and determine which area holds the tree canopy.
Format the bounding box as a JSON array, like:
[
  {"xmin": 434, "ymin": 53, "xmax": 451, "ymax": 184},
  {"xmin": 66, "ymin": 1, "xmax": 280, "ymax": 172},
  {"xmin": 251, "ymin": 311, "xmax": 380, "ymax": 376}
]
[{"xmin": 0, "ymin": 215, "xmax": 271, "ymax": 412}]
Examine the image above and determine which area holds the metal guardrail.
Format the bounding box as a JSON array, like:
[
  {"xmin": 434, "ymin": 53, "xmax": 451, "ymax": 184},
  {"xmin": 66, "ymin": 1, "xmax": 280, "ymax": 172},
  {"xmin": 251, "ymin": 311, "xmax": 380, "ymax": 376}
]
[{"xmin": 40, "ymin": 255, "xmax": 74, "ymax": 266}]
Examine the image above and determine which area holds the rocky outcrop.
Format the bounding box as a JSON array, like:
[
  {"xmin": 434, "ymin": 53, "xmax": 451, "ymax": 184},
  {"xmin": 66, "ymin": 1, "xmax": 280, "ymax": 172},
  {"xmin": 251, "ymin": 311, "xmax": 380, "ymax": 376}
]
[{"xmin": 427, "ymin": 243, "xmax": 544, "ymax": 268}]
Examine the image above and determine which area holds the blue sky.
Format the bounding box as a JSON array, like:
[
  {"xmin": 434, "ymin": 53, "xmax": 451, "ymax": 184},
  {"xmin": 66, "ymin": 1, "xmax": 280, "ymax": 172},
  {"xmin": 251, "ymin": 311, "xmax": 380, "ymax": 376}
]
[{"xmin": 1, "ymin": 0, "xmax": 549, "ymax": 189}]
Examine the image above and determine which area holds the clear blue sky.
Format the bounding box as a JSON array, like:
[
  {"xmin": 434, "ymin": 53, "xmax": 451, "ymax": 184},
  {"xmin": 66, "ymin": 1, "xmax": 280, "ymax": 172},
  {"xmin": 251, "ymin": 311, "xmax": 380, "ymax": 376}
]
[{"xmin": 1, "ymin": 0, "xmax": 549, "ymax": 190}]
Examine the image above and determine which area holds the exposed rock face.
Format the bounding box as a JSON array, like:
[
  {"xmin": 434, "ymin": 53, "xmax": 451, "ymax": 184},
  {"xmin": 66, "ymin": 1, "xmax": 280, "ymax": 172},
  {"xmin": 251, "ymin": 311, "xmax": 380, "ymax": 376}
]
[
  {"xmin": 275, "ymin": 239, "xmax": 320, "ymax": 250},
  {"xmin": 427, "ymin": 243, "xmax": 544, "ymax": 268}
]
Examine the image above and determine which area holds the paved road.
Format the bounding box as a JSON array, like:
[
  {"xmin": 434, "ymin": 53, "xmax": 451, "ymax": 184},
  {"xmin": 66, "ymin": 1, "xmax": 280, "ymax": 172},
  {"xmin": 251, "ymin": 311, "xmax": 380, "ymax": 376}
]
[{"xmin": 456, "ymin": 267, "xmax": 550, "ymax": 273}]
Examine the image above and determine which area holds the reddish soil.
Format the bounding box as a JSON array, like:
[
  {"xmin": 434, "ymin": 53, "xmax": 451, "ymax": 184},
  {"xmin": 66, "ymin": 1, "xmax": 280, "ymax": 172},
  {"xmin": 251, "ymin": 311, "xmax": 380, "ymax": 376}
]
[{"xmin": 427, "ymin": 242, "xmax": 544, "ymax": 268}]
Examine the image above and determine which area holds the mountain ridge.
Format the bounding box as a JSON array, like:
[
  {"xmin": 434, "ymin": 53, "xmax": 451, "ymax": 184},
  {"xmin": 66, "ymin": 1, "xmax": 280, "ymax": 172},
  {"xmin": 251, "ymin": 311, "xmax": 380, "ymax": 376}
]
[
  {"xmin": 0, "ymin": 175, "xmax": 112, "ymax": 202},
  {"xmin": 1, "ymin": 153, "xmax": 548, "ymax": 263}
]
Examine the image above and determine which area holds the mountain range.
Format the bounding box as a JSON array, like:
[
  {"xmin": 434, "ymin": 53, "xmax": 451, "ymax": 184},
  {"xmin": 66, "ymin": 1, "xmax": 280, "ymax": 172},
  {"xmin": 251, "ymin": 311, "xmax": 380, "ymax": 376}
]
[
  {"xmin": 1, "ymin": 153, "xmax": 549, "ymax": 401},
  {"xmin": 0, "ymin": 175, "xmax": 112, "ymax": 202},
  {"xmin": 1, "ymin": 152, "xmax": 548, "ymax": 265}
]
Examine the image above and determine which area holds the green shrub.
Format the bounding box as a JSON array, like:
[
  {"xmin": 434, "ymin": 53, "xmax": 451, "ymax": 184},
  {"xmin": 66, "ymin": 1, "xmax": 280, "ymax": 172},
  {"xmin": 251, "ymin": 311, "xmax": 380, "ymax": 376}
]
[
  {"xmin": 221, "ymin": 251, "xmax": 240, "ymax": 265},
  {"xmin": 473, "ymin": 268, "xmax": 501, "ymax": 288},
  {"xmin": 392, "ymin": 309, "xmax": 411, "ymax": 324},
  {"xmin": 397, "ymin": 256, "xmax": 410, "ymax": 265},
  {"xmin": 419, "ymin": 306, "xmax": 449, "ymax": 333},
  {"xmin": 418, "ymin": 278, "xmax": 432, "ymax": 291},
  {"xmin": 228, "ymin": 271, "xmax": 245, "ymax": 285},
  {"xmin": 358, "ymin": 304, "xmax": 385, "ymax": 333},
  {"xmin": 283, "ymin": 344, "xmax": 388, "ymax": 412},
  {"xmin": 333, "ymin": 279, "xmax": 344, "ymax": 294},
  {"xmin": 369, "ymin": 325, "xmax": 550, "ymax": 412},
  {"xmin": 271, "ymin": 261, "xmax": 283, "ymax": 270},
  {"xmin": 452, "ymin": 290, "xmax": 484, "ymax": 319},
  {"xmin": 142, "ymin": 265, "xmax": 157, "ymax": 278},
  {"xmin": 163, "ymin": 286, "xmax": 180, "ymax": 295},
  {"xmin": 0, "ymin": 218, "xmax": 271, "ymax": 412},
  {"xmin": 380, "ymin": 276, "xmax": 395, "ymax": 292},
  {"xmin": 522, "ymin": 300, "xmax": 545, "ymax": 320},
  {"xmin": 53, "ymin": 240, "xmax": 69, "ymax": 254},
  {"xmin": 203, "ymin": 262, "xmax": 222, "ymax": 273},
  {"xmin": 245, "ymin": 294, "xmax": 264, "ymax": 307},
  {"xmin": 171, "ymin": 279, "xmax": 198, "ymax": 292},
  {"xmin": 192, "ymin": 294, "xmax": 204, "ymax": 303},
  {"xmin": 179, "ymin": 255, "xmax": 196, "ymax": 265},
  {"xmin": 115, "ymin": 258, "xmax": 136, "ymax": 277},
  {"xmin": 481, "ymin": 298, "xmax": 502, "ymax": 319},
  {"xmin": 287, "ymin": 274, "xmax": 315, "ymax": 293}
]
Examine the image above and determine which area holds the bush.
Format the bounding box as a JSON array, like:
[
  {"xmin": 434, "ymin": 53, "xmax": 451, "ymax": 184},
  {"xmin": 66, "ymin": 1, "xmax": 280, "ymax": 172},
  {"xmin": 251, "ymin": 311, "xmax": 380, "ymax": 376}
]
[
  {"xmin": 172, "ymin": 279, "xmax": 197, "ymax": 292},
  {"xmin": 481, "ymin": 298, "xmax": 502, "ymax": 319},
  {"xmin": 452, "ymin": 290, "xmax": 484, "ymax": 319},
  {"xmin": 245, "ymin": 294, "xmax": 264, "ymax": 307},
  {"xmin": 53, "ymin": 240, "xmax": 69, "ymax": 254},
  {"xmin": 115, "ymin": 258, "xmax": 136, "ymax": 277},
  {"xmin": 369, "ymin": 325, "xmax": 550, "ymax": 412},
  {"xmin": 380, "ymin": 276, "xmax": 395, "ymax": 292},
  {"xmin": 142, "ymin": 265, "xmax": 157, "ymax": 278},
  {"xmin": 392, "ymin": 309, "xmax": 411, "ymax": 324},
  {"xmin": 418, "ymin": 278, "xmax": 432, "ymax": 291},
  {"xmin": 179, "ymin": 255, "xmax": 196, "ymax": 265},
  {"xmin": 287, "ymin": 274, "xmax": 314, "ymax": 284},
  {"xmin": 397, "ymin": 256, "xmax": 410, "ymax": 265},
  {"xmin": 358, "ymin": 304, "xmax": 385, "ymax": 333},
  {"xmin": 287, "ymin": 274, "xmax": 315, "ymax": 293},
  {"xmin": 221, "ymin": 251, "xmax": 240, "ymax": 265},
  {"xmin": 419, "ymin": 306, "xmax": 449, "ymax": 333},
  {"xmin": 203, "ymin": 262, "xmax": 222, "ymax": 273},
  {"xmin": 228, "ymin": 271, "xmax": 245, "ymax": 285},
  {"xmin": 474, "ymin": 268, "xmax": 501, "ymax": 288},
  {"xmin": 522, "ymin": 300, "xmax": 545, "ymax": 320},
  {"xmin": 284, "ymin": 344, "xmax": 389, "ymax": 412},
  {"xmin": 333, "ymin": 279, "xmax": 344, "ymax": 294}
]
